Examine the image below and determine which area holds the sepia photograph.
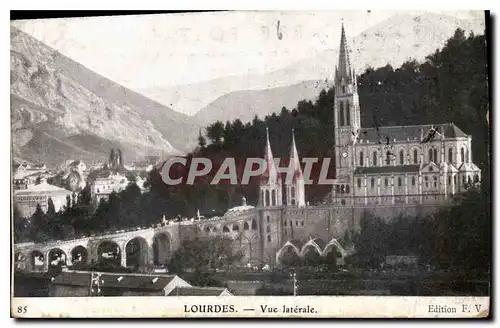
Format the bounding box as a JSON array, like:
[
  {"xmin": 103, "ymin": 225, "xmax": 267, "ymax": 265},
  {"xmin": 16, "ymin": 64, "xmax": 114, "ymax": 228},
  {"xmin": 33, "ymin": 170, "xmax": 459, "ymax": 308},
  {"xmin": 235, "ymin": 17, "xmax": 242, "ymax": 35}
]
[{"xmin": 10, "ymin": 10, "xmax": 491, "ymax": 318}]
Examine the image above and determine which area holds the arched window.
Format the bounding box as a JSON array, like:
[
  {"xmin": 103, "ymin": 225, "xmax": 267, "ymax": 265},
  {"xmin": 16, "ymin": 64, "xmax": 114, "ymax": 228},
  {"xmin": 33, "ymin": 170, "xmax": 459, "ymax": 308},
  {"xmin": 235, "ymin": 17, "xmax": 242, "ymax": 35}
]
[
  {"xmin": 411, "ymin": 176, "xmax": 416, "ymax": 186},
  {"xmin": 398, "ymin": 177, "xmax": 402, "ymax": 187},
  {"xmin": 372, "ymin": 151, "xmax": 378, "ymax": 166},
  {"xmin": 266, "ymin": 226, "xmax": 271, "ymax": 233},
  {"xmin": 271, "ymin": 190, "xmax": 276, "ymax": 206},
  {"xmin": 448, "ymin": 148, "xmax": 453, "ymax": 163},
  {"xmin": 399, "ymin": 150, "xmax": 404, "ymax": 165},
  {"xmin": 386, "ymin": 151, "xmax": 391, "ymax": 165},
  {"xmin": 335, "ymin": 185, "xmax": 340, "ymax": 194},
  {"xmin": 433, "ymin": 149, "xmax": 438, "ymax": 163},
  {"xmin": 267, "ymin": 216, "xmax": 270, "ymax": 223},
  {"xmin": 223, "ymin": 226, "xmax": 229, "ymax": 233},
  {"xmin": 463, "ymin": 176, "xmax": 466, "ymax": 185},
  {"xmin": 339, "ymin": 102, "xmax": 344, "ymax": 127},
  {"xmin": 251, "ymin": 219, "xmax": 257, "ymax": 230},
  {"xmin": 265, "ymin": 190, "xmax": 270, "ymax": 207},
  {"xmin": 346, "ymin": 101, "xmax": 351, "ymax": 126},
  {"xmin": 371, "ymin": 178, "xmax": 375, "ymax": 189},
  {"xmin": 243, "ymin": 222, "xmax": 249, "ymax": 230},
  {"xmin": 468, "ymin": 176, "xmax": 471, "ymax": 184},
  {"xmin": 357, "ymin": 178, "xmax": 361, "ymax": 187},
  {"xmin": 454, "ymin": 176, "xmax": 457, "ymax": 185},
  {"xmin": 284, "ymin": 221, "xmax": 287, "ymax": 227},
  {"xmin": 461, "ymin": 147, "xmax": 465, "ymax": 162},
  {"xmin": 233, "ymin": 224, "xmax": 239, "ymax": 231},
  {"xmin": 466, "ymin": 149, "xmax": 470, "ymax": 163},
  {"xmin": 359, "ymin": 151, "xmax": 364, "ymax": 166},
  {"xmin": 448, "ymin": 176, "xmax": 451, "ymax": 185},
  {"xmin": 428, "ymin": 149, "xmax": 433, "ymax": 162},
  {"xmin": 384, "ymin": 177, "xmax": 388, "ymax": 187},
  {"xmin": 346, "ymin": 185, "xmax": 350, "ymax": 193},
  {"xmin": 433, "ymin": 176, "xmax": 437, "ymax": 187},
  {"xmin": 413, "ymin": 149, "xmax": 418, "ymax": 164},
  {"xmin": 425, "ymin": 176, "xmax": 429, "ymax": 187}
]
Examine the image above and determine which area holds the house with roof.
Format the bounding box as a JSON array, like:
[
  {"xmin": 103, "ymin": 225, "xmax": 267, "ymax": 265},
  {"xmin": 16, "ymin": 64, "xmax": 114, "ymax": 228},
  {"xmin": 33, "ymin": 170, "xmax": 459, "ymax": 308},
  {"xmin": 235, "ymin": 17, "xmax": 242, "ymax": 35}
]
[
  {"xmin": 13, "ymin": 177, "xmax": 72, "ymax": 217},
  {"xmin": 48, "ymin": 270, "xmax": 233, "ymax": 297}
]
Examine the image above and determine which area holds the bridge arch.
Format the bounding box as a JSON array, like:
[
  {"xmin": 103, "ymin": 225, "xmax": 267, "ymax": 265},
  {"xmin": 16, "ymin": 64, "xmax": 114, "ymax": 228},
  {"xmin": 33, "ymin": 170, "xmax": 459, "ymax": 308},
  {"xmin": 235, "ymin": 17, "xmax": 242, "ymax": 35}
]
[
  {"xmin": 276, "ymin": 241, "xmax": 301, "ymax": 265},
  {"xmin": 14, "ymin": 252, "xmax": 28, "ymax": 271},
  {"xmin": 125, "ymin": 236, "xmax": 149, "ymax": 268},
  {"xmin": 300, "ymin": 238, "xmax": 325, "ymax": 257},
  {"xmin": 153, "ymin": 232, "xmax": 171, "ymax": 265},
  {"xmin": 96, "ymin": 240, "xmax": 121, "ymax": 266},
  {"xmin": 30, "ymin": 250, "xmax": 45, "ymax": 271},
  {"xmin": 71, "ymin": 245, "xmax": 89, "ymax": 267},
  {"xmin": 47, "ymin": 248, "xmax": 67, "ymax": 268},
  {"xmin": 323, "ymin": 238, "xmax": 347, "ymax": 258}
]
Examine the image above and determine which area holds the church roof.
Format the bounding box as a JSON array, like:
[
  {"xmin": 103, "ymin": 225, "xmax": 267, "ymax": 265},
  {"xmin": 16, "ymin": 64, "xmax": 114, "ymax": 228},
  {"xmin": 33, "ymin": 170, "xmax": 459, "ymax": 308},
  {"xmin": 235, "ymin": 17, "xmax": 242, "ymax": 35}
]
[
  {"xmin": 354, "ymin": 165, "xmax": 420, "ymax": 175},
  {"xmin": 458, "ymin": 162, "xmax": 480, "ymax": 172},
  {"xmin": 357, "ymin": 123, "xmax": 468, "ymax": 144}
]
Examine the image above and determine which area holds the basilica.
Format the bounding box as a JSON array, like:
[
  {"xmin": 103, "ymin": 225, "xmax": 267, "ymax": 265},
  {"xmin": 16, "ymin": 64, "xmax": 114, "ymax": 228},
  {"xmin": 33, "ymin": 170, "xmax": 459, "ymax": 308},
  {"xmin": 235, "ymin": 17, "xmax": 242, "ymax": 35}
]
[{"xmin": 259, "ymin": 23, "xmax": 481, "ymax": 209}]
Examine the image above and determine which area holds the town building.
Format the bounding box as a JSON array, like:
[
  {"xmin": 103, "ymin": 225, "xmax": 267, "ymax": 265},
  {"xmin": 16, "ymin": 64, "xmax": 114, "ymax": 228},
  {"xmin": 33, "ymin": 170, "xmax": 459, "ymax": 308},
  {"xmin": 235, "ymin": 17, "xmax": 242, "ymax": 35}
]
[
  {"xmin": 13, "ymin": 178, "xmax": 72, "ymax": 217},
  {"xmin": 90, "ymin": 173, "xmax": 129, "ymax": 204}
]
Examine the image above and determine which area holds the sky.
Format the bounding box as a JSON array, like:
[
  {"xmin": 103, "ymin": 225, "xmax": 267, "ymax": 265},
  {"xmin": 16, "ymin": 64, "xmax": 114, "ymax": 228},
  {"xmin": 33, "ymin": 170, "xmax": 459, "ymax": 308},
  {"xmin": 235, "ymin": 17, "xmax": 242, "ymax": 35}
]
[{"xmin": 11, "ymin": 10, "xmax": 484, "ymax": 90}]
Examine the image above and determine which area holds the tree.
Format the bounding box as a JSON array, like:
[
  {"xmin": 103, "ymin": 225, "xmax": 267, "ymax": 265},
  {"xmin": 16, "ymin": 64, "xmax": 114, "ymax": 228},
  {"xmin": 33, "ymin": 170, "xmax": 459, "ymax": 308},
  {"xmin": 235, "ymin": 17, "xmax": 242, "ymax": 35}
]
[
  {"xmin": 168, "ymin": 236, "xmax": 243, "ymax": 272},
  {"xmin": 197, "ymin": 129, "xmax": 207, "ymax": 149},
  {"xmin": 46, "ymin": 197, "xmax": 56, "ymax": 217},
  {"xmin": 30, "ymin": 203, "xmax": 49, "ymax": 242},
  {"xmin": 109, "ymin": 148, "xmax": 116, "ymax": 167},
  {"xmin": 206, "ymin": 121, "xmax": 225, "ymax": 146}
]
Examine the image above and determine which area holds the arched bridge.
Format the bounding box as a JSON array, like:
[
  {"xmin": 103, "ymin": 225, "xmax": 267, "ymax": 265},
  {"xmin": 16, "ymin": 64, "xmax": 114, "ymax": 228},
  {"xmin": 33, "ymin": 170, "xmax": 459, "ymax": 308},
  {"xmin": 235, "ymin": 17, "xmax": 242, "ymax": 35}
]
[{"xmin": 13, "ymin": 222, "xmax": 199, "ymax": 273}]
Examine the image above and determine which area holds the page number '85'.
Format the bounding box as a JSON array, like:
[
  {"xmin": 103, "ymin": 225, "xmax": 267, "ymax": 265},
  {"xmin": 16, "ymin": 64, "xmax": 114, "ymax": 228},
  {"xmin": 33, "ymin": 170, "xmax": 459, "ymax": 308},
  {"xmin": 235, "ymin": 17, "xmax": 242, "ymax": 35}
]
[{"xmin": 16, "ymin": 306, "xmax": 27, "ymax": 314}]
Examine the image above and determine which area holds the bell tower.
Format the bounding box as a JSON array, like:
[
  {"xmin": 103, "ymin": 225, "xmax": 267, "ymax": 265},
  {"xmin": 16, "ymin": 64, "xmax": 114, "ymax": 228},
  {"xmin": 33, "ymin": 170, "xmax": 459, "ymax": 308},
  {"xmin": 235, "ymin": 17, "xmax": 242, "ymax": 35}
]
[{"xmin": 333, "ymin": 23, "xmax": 360, "ymax": 204}]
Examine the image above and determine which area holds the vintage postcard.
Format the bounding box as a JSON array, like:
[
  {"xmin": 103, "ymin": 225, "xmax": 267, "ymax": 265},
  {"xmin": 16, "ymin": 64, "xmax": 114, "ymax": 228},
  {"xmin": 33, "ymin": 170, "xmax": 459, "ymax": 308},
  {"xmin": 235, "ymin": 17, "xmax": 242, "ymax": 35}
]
[{"xmin": 10, "ymin": 10, "xmax": 490, "ymax": 318}]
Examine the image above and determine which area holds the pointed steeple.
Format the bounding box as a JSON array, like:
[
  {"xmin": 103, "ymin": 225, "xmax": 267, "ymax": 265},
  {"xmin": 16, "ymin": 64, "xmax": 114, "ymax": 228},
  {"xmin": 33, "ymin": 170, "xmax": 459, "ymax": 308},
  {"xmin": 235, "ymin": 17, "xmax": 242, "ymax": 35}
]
[
  {"xmin": 336, "ymin": 22, "xmax": 352, "ymax": 84},
  {"xmin": 262, "ymin": 127, "xmax": 279, "ymax": 185},
  {"xmin": 289, "ymin": 129, "xmax": 303, "ymax": 183}
]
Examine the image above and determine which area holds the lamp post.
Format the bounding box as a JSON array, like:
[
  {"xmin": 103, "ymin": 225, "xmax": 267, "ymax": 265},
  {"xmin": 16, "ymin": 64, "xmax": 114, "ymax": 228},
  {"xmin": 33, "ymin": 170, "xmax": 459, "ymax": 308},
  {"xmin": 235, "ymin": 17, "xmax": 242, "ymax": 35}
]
[
  {"xmin": 239, "ymin": 232, "xmax": 253, "ymax": 265},
  {"xmin": 290, "ymin": 271, "xmax": 298, "ymax": 296}
]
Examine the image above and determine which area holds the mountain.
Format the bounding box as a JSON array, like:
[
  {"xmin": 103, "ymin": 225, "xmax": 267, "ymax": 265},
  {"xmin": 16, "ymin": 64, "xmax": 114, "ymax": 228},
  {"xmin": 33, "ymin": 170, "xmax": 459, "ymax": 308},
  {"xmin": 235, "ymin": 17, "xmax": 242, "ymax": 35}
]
[
  {"xmin": 194, "ymin": 80, "xmax": 329, "ymax": 125},
  {"xmin": 136, "ymin": 12, "xmax": 485, "ymax": 117},
  {"xmin": 11, "ymin": 26, "xmax": 201, "ymax": 168}
]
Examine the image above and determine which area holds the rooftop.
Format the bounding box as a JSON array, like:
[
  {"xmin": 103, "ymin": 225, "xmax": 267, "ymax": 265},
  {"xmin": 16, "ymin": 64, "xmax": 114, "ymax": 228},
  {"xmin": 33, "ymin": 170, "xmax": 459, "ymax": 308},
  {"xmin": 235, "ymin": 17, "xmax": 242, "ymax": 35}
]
[
  {"xmin": 354, "ymin": 165, "xmax": 421, "ymax": 175},
  {"xmin": 52, "ymin": 271, "xmax": 178, "ymax": 290},
  {"xmin": 14, "ymin": 182, "xmax": 72, "ymax": 196},
  {"xmin": 357, "ymin": 123, "xmax": 468, "ymax": 144},
  {"xmin": 167, "ymin": 286, "xmax": 231, "ymax": 296}
]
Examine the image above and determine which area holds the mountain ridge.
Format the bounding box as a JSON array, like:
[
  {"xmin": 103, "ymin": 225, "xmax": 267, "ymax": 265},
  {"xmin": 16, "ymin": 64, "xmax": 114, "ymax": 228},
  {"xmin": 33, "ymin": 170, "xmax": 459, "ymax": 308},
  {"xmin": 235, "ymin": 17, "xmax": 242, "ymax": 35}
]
[
  {"xmin": 137, "ymin": 12, "xmax": 484, "ymax": 117},
  {"xmin": 11, "ymin": 26, "xmax": 201, "ymax": 168}
]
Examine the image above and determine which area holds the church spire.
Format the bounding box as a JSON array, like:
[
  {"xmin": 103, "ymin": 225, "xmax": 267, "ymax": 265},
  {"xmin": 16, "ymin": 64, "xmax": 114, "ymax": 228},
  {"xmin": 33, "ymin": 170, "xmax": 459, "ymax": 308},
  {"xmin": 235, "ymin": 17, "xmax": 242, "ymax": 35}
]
[
  {"xmin": 262, "ymin": 127, "xmax": 279, "ymax": 185},
  {"xmin": 289, "ymin": 129, "xmax": 303, "ymax": 183},
  {"xmin": 336, "ymin": 22, "xmax": 352, "ymax": 85},
  {"xmin": 285, "ymin": 129, "xmax": 305, "ymax": 207}
]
